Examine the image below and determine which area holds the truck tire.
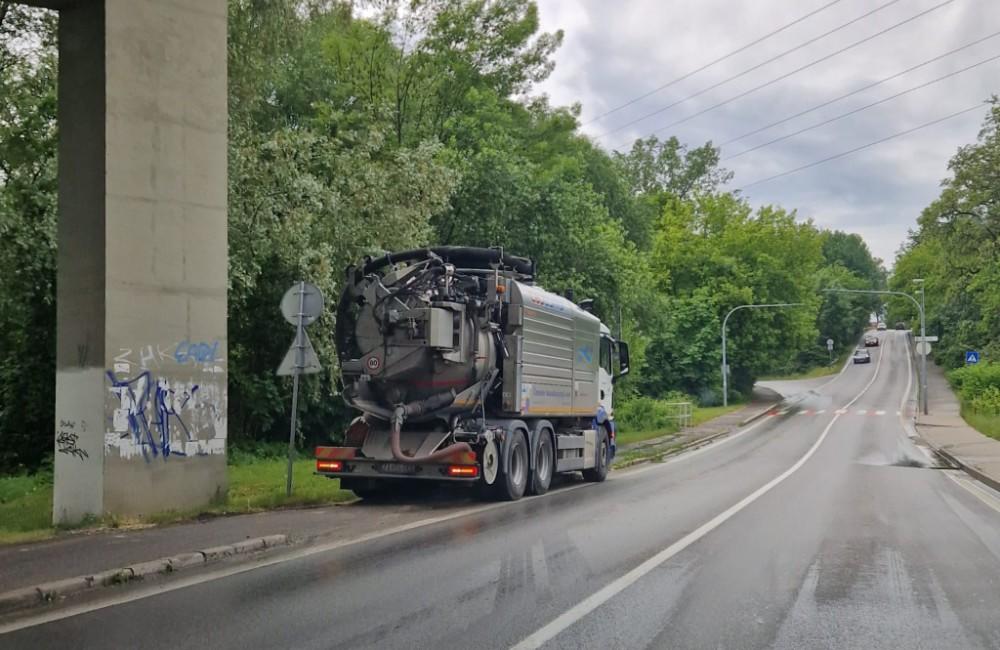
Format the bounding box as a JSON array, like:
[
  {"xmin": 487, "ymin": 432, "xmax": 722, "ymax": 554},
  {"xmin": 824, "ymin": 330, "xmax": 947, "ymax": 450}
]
[
  {"xmin": 343, "ymin": 478, "xmax": 394, "ymax": 501},
  {"xmin": 492, "ymin": 429, "xmax": 529, "ymax": 501},
  {"xmin": 529, "ymin": 430, "xmax": 554, "ymax": 496},
  {"xmin": 582, "ymin": 433, "xmax": 609, "ymax": 483}
]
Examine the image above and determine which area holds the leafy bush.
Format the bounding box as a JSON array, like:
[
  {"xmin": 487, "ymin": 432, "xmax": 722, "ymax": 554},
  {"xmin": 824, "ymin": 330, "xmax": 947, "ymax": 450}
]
[
  {"xmin": 948, "ymin": 362, "xmax": 1000, "ymax": 405},
  {"xmin": 616, "ymin": 392, "xmax": 692, "ymax": 433},
  {"xmin": 970, "ymin": 386, "xmax": 1000, "ymax": 416}
]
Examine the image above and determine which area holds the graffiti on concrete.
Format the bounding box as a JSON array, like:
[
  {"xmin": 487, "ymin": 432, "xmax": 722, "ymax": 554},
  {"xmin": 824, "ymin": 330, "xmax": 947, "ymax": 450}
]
[
  {"xmin": 105, "ymin": 339, "xmax": 226, "ymax": 462},
  {"xmin": 56, "ymin": 420, "xmax": 89, "ymax": 460},
  {"xmin": 174, "ymin": 340, "xmax": 220, "ymax": 365}
]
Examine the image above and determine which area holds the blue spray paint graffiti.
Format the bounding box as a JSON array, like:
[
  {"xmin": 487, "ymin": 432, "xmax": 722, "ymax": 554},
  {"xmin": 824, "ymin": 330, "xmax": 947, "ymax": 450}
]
[
  {"xmin": 174, "ymin": 340, "xmax": 220, "ymax": 365},
  {"xmin": 107, "ymin": 371, "xmax": 199, "ymax": 461}
]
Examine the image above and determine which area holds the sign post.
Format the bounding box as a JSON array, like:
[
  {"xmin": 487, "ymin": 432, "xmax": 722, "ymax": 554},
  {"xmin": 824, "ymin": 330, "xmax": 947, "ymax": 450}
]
[
  {"xmin": 278, "ymin": 282, "xmax": 324, "ymax": 497},
  {"xmin": 826, "ymin": 338, "xmax": 834, "ymax": 364}
]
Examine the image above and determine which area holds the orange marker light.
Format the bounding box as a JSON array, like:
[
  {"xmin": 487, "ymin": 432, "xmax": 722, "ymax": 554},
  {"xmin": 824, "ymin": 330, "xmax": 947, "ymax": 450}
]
[
  {"xmin": 317, "ymin": 460, "xmax": 343, "ymax": 472},
  {"xmin": 447, "ymin": 465, "xmax": 479, "ymax": 478}
]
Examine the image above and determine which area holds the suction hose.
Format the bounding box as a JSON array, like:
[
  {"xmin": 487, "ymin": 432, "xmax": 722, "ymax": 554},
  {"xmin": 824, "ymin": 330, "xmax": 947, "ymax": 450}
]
[{"xmin": 390, "ymin": 391, "xmax": 473, "ymax": 463}]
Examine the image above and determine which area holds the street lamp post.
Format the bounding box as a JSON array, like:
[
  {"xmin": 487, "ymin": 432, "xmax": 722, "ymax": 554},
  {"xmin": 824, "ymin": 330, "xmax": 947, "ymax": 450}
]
[
  {"xmin": 913, "ymin": 279, "xmax": 928, "ymax": 416},
  {"xmin": 822, "ymin": 288, "xmax": 928, "ymax": 415},
  {"xmin": 721, "ymin": 303, "xmax": 804, "ymax": 407}
]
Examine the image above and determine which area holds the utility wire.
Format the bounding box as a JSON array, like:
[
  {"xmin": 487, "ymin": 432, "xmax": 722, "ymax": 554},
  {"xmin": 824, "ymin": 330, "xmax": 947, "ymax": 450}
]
[
  {"xmin": 724, "ymin": 52, "xmax": 1000, "ymax": 161},
  {"xmin": 721, "ymin": 29, "xmax": 1000, "ymax": 147},
  {"xmin": 736, "ymin": 102, "xmax": 987, "ymax": 191},
  {"xmin": 610, "ymin": 0, "xmax": 957, "ymax": 149},
  {"xmin": 582, "ymin": 0, "xmax": 846, "ymax": 126},
  {"xmin": 596, "ymin": 0, "xmax": 911, "ymax": 140}
]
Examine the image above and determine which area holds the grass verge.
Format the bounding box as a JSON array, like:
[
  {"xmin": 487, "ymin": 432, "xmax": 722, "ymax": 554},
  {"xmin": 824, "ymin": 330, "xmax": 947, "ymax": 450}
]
[
  {"xmin": 0, "ymin": 455, "xmax": 355, "ymax": 545},
  {"xmin": 961, "ymin": 409, "xmax": 1000, "ymax": 442},
  {"xmin": 615, "ymin": 403, "xmax": 742, "ymax": 448}
]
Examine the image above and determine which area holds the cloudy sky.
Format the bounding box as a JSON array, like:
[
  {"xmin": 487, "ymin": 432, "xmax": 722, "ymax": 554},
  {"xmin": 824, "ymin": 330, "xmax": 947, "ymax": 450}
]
[{"xmin": 533, "ymin": 0, "xmax": 999, "ymax": 267}]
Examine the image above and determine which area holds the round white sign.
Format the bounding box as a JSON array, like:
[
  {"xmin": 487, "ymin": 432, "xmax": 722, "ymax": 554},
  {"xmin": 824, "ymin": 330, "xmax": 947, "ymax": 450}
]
[{"xmin": 280, "ymin": 282, "xmax": 324, "ymax": 326}]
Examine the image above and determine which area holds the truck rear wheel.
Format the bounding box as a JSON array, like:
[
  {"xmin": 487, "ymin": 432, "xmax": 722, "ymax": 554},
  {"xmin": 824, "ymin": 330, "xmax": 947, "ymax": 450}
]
[
  {"xmin": 582, "ymin": 433, "xmax": 609, "ymax": 483},
  {"xmin": 489, "ymin": 429, "xmax": 529, "ymax": 501},
  {"xmin": 530, "ymin": 430, "xmax": 554, "ymax": 495}
]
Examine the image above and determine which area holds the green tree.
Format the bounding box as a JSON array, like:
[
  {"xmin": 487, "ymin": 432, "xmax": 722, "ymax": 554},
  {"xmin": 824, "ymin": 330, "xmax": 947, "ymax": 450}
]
[{"xmin": 0, "ymin": 3, "xmax": 57, "ymax": 472}]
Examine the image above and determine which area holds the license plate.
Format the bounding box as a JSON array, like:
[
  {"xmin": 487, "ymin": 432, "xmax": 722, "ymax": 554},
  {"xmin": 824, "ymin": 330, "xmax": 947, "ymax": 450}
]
[{"xmin": 378, "ymin": 462, "xmax": 419, "ymax": 475}]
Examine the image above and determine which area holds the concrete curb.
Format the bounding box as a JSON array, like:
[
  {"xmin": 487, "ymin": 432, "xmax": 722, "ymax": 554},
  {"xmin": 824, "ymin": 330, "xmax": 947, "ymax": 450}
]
[
  {"xmin": 916, "ymin": 433, "xmax": 1000, "ymax": 494},
  {"xmin": 738, "ymin": 400, "xmax": 782, "ymax": 427},
  {"xmin": 0, "ymin": 534, "xmax": 290, "ymax": 617}
]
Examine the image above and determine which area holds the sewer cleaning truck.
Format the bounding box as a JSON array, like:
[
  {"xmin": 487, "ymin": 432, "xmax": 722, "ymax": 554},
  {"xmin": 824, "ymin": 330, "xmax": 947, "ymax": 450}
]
[{"xmin": 315, "ymin": 247, "xmax": 630, "ymax": 500}]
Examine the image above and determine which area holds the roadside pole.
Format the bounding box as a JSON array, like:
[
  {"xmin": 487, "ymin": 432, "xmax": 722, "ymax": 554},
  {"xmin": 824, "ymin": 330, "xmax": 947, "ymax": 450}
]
[
  {"xmin": 721, "ymin": 303, "xmax": 804, "ymax": 407},
  {"xmin": 278, "ymin": 282, "xmax": 324, "ymax": 497}
]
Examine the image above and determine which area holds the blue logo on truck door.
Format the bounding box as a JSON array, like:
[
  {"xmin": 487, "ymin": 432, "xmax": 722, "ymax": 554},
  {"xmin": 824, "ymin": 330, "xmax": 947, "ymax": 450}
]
[{"xmin": 577, "ymin": 345, "xmax": 593, "ymax": 365}]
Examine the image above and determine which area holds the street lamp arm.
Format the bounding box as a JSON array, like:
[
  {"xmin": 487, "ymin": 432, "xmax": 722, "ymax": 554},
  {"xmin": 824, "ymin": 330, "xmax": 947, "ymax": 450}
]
[{"xmin": 721, "ymin": 302, "xmax": 806, "ymax": 407}]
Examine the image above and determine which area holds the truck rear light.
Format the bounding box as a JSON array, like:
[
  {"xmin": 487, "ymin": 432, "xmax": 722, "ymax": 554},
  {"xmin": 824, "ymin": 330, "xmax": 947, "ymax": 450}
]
[
  {"xmin": 447, "ymin": 464, "xmax": 479, "ymax": 478},
  {"xmin": 317, "ymin": 460, "xmax": 343, "ymax": 472}
]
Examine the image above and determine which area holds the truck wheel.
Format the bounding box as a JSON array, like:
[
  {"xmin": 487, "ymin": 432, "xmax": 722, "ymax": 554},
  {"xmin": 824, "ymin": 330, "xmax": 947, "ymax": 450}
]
[
  {"xmin": 344, "ymin": 478, "xmax": 393, "ymax": 501},
  {"xmin": 493, "ymin": 429, "xmax": 529, "ymax": 501},
  {"xmin": 529, "ymin": 430, "xmax": 554, "ymax": 496},
  {"xmin": 583, "ymin": 433, "xmax": 609, "ymax": 483}
]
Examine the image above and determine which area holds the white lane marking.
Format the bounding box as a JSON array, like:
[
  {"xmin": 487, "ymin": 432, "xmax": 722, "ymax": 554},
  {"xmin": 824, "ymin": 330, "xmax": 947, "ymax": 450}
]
[
  {"xmin": 0, "ymin": 341, "xmax": 889, "ymax": 636},
  {"xmin": 779, "ymin": 409, "xmax": 790, "ymax": 415},
  {"xmin": 875, "ymin": 410, "xmax": 886, "ymax": 416},
  {"xmin": 815, "ymin": 410, "xmax": 826, "ymax": 415},
  {"xmin": 511, "ymin": 336, "xmax": 887, "ymax": 650},
  {"xmin": 0, "ymin": 482, "xmax": 599, "ymax": 635},
  {"xmin": 857, "ymin": 409, "xmax": 868, "ymax": 416},
  {"xmin": 619, "ymin": 416, "xmax": 774, "ymax": 480},
  {"xmin": 835, "ymin": 409, "xmax": 847, "ymax": 415},
  {"xmin": 0, "ymin": 406, "xmax": 786, "ymax": 634},
  {"xmin": 798, "ymin": 410, "xmax": 811, "ymax": 416},
  {"xmin": 944, "ymin": 472, "xmax": 1000, "ymax": 515}
]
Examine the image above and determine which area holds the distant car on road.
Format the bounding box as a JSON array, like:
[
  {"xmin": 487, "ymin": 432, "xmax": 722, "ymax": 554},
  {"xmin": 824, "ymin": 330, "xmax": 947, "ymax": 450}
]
[
  {"xmin": 877, "ymin": 322, "xmax": 887, "ymax": 331},
  {"xmin": 895, "ymin": 321, "xmax": 907, "ymax": 330},
  {"xmin": 864, "ymin": 334, "xmax": 879, "ymax": 347},
  {"xmin": 853, "ymin": 348, "xmax": 872, "ymax": 364}
]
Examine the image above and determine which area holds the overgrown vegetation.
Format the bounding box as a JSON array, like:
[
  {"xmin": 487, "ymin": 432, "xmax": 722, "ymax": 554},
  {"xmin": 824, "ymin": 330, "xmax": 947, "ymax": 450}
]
[
  {"xmin": 888, "ymin": 101, "xmax": 1000, "ymax": 369},
  {"xmin": 0, "ymin": 1, "xmax": 883, "ymax": 473},
  {"xmin": 948, "ymin": 362, "xmax": 1000, "ymax": 440}
]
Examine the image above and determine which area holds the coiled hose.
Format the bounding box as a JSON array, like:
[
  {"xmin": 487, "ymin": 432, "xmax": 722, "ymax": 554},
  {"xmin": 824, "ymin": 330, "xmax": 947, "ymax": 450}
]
[{"xmin": 390, "ymin": 391, "xmax": 473, "ymax": 463}]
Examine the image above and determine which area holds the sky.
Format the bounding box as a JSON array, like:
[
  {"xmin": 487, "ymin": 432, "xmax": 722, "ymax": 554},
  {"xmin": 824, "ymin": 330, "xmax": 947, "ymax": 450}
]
[{"xmin": 533, "ymin": 0, "xmax": 999, "ymax": 267}]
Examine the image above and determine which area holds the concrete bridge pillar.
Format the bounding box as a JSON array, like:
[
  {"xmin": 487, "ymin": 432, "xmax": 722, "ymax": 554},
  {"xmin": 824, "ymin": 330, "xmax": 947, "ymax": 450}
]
[{"xmin": 44, "ymin": 0, "xmax": 228, "ymax": 523}]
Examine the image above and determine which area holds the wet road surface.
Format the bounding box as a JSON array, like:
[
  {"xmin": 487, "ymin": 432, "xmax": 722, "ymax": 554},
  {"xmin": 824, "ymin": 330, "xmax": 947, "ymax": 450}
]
[{"xmin": 4, "ymin": 331, "xmax": 1000, "ymax": 648}]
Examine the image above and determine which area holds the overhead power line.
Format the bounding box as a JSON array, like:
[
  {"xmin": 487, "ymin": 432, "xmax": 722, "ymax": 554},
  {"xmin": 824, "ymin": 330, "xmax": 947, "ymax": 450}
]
[
  {"xmin": 721, "ymin": 30, "xmax": 1000, "ymax": 147},
  {"xmin": 596, "ymin": 0, "xmax": 912, "ymax": 140},
  {"xmin": 724, "ymin": 52, "xmax": 1000, "ymax": 161},
  {"xmin": 735, "ymin": 102, "xmax": 988, "ymax": 191},
  {"xmin": 611, "ymin": 0, "xmax": 957, "ymax": 150},
  {"xmin": 582, "ymin": 0, "xmax": 847, "ymax": 126}
]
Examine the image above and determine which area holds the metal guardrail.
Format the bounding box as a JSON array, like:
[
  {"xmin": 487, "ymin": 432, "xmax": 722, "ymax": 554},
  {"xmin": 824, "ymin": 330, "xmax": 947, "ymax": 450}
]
[{"xmin": 660, "ymin": 402, "xmax": 693, "ymax": 429}]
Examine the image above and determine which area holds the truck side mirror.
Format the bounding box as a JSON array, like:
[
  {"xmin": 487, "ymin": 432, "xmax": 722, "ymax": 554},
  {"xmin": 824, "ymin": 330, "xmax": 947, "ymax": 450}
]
[{"xmin": 613, "ymin": 341, "xmax": 630, "ymax": 383}]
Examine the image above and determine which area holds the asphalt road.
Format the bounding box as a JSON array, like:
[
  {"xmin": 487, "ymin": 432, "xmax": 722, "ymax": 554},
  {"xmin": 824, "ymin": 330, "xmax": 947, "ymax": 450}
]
[{"xmin": 5, "ymin": 330, "xmax": 1000, "ymax": 649}]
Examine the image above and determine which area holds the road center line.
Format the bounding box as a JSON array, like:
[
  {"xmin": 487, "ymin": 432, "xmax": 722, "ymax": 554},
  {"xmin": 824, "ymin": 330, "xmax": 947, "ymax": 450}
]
[{"xmin": 511, "ymin": 338, "xmax": 887, "ymax": 650}]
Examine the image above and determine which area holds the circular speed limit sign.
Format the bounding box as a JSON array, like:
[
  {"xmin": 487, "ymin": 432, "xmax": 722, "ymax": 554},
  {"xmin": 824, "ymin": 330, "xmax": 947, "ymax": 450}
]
[{"xmin": 365, "ymin": 356, "xmax": 381, "ymax": 372}]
